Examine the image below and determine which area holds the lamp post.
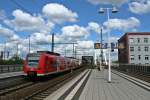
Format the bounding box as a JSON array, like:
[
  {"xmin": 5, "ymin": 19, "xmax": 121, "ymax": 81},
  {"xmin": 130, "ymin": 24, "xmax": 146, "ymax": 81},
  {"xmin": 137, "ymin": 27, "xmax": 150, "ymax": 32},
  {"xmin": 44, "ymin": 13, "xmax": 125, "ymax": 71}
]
[
  {"xmin": 97, "ymin": 27, "xmax": 103, "ymax": 71},
  {"xmin": 99, "ymin": 7, "xmax": 118, "ymax": 83},
  {"xmin": 100, "ymin": 28, "xmax": 103, "ymax": 70}
]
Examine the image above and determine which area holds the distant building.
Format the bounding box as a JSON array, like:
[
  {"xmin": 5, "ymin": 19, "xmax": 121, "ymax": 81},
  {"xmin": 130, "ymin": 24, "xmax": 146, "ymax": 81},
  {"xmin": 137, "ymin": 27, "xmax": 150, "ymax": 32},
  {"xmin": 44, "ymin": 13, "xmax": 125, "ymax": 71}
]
[{"xmin": 118, "ymin": 32, "xmax": 150, "ymax": 64}]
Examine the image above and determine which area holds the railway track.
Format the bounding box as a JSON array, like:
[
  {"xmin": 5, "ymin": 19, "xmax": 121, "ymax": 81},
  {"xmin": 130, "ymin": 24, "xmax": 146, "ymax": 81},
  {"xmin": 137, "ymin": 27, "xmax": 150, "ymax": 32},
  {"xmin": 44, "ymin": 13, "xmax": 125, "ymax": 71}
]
[
  {"xmin": 0, "ymin": 76, "xmax": 29, "ymax": 91},
  {"xmin": 0, "ymin": 76, "xmax": 35, "ymax": 99},
  {"xmin": 115, "ymin": 69, "xmax": 150, "ymax": 83},
  {"xmin": 0, "ymin": 67, "xmax": 86, "ymax": 100},
  {"xmin": 130, "ymin": 72, "xmax": 150, "ymax": 82},
  {"xmin": 112, "ymin": 70, "xmax": 150, "ymax": 91}
]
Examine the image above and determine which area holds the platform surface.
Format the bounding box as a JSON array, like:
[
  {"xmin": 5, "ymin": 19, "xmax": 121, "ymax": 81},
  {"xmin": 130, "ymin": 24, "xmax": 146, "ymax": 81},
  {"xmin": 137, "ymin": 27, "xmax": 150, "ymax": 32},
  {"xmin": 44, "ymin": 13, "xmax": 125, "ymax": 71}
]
[
  {"xmin": 0, "ymin": 71, "xmax": 24, "ymax": 79},
  {"xmin": 79, "ymin": 69, "xmax": 150, "ymax": 100}
]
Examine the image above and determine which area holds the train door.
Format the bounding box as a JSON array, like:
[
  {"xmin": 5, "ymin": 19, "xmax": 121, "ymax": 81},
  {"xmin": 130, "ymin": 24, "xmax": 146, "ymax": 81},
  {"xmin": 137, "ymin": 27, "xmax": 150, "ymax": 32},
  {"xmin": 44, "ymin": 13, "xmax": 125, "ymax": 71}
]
[
  {"xmin": 56, "ymin": 58, "xmax": 61, "ymax": 72},
  {"xmin": 46, "ymin": 57, "xmax": 57, "ymax": 73},
  {"xmin": 45, "ymin": 57, "xmax": 49, "ymax": 73}
]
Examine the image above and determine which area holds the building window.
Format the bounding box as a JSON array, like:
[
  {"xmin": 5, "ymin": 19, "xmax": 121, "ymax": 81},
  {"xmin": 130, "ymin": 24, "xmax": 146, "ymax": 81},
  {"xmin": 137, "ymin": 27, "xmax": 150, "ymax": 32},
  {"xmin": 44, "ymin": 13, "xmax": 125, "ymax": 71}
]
[
  {"xmin": 138, "ymin": 55, "xmax": 141, "ymax": 60},
  {"xmin": 130, "ymin": 55, "xmax": 134, "ymax": 60},
  {"xmin": 130, "ymin": 47, "xmax": 134, "ymax": 51},
  {"xmin": 129, "ymin": 38, "xmax": 134, "ymax": 43},
  {"xmin": 144, "ymin": 38, "xmax": 148, "ymax": 43},
  {"xmin": 145, "ymin": 63, "xmax": 149, "ymax": 65},
  {"xmin": 138, "ymin": 46, "xmax": 141, "ymax": 51},
  {"xmin": 137, "ymin": 38, "xmax": 140, "ymax": 43},
  {"xmin": 145, "ymin": 55, "xmax": 149, "ymax": 60},
  {"xmin": 144, "ymin": 46, "xmax": 149, "ymax": 51}
]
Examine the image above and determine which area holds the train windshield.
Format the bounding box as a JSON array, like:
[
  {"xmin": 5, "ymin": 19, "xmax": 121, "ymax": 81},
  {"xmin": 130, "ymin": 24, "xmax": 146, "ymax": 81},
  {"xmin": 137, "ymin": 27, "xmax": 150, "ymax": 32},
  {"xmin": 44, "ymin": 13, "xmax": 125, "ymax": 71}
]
[{"xmin": 27, "ymin": 53, "xmax": 40, "ymax": 67}]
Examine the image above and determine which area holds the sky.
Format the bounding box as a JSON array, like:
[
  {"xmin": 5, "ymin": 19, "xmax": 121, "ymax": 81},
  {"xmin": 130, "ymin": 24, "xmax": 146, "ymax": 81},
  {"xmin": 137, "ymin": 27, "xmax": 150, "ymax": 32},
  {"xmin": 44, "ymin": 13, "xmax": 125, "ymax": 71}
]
[{"xmin": 0, "ymin": 0, "xmax": 150, "ymax": 60}]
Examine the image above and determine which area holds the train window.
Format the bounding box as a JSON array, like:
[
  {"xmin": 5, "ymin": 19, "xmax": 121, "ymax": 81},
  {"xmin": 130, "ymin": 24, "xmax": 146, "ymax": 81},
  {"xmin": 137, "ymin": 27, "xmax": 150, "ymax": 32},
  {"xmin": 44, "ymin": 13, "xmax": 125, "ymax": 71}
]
[
  {"xmin": 51, "ymin": 61, "xmax": 57, "ymax": 67},
  {"xmin": 27, "ymin": 54, "xmax": 39, "ymax": 67},
  {"xmin": 51, "ymin": 60, "xmax": 60, "ymax": 67},
  {"xmin": 28, "ymin": 60, "xmax": 38, "ymax": 67}
]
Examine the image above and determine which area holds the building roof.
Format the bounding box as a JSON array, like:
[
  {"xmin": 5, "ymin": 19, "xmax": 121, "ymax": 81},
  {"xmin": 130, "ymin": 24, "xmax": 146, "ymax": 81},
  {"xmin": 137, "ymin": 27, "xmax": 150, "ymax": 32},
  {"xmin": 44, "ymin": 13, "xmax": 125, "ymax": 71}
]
[
  {"xmin": 118, "ymin": 32, "xmax": 150, "ymax": 41},
  {"xmin": 126, "ymin": 32, "xmax": 150, "ymax": 35}
]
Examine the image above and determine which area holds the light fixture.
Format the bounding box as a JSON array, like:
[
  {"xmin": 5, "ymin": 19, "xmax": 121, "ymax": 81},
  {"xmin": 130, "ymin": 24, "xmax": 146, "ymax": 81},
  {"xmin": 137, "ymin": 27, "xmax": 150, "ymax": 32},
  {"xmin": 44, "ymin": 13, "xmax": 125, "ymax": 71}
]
[
  {"xmin": 99, "ymin": 8, "xmax": 104, "ymax": 13},
  {"xmin": 112, "ymin": 6, "xmax": 118, "ymax": 13}
]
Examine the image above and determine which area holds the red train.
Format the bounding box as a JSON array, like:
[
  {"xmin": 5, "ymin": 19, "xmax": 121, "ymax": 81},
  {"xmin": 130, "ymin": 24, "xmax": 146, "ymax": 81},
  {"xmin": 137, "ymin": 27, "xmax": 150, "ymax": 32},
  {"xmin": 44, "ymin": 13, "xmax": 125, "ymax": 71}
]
[{"xmin": 23, "ymin": 51, "xmax": 80, "ymax": 77}]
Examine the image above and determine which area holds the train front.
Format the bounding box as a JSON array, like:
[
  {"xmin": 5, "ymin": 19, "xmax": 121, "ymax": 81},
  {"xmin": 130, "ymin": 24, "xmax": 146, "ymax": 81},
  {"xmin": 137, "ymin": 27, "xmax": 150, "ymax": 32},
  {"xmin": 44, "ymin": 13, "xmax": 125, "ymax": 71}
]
[{"xmin": 23, "ymin": 53, "xmax": 41, "ymax": 77}]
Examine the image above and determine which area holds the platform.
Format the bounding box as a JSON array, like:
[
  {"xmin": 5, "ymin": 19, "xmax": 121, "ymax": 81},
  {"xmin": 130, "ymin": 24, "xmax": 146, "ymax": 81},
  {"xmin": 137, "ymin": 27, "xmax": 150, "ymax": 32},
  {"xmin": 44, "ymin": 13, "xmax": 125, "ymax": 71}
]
[
  {"xmin": 79, "ymin": 69, "xmax": 150, "ymax": 100},
  {"xmin": 0, "ymin": 71, "xmax": 24, "ymax": 79},
  {"xmin": 45, "ymin": 69, "xmax": 150, "ymax": 100}
]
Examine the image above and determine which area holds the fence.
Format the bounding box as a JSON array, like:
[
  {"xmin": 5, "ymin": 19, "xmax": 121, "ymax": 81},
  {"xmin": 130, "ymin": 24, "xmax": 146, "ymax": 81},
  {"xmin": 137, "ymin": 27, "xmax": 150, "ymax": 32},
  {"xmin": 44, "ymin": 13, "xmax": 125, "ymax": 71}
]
[
  {"xmin": 0, "ymin": 65, "xmax": 23, "ymax": 73},
  {"xmin": 112, "ymin": 63, "xmax": 150, "ymax": 74}
]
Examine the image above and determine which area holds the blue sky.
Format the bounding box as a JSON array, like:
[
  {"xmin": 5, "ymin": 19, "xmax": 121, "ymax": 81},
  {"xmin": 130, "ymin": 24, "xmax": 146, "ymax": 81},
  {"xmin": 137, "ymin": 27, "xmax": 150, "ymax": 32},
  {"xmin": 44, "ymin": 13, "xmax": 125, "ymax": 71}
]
[{"xmin": 0, "ymin": 0, "xmax": 150, "ymax": 59}]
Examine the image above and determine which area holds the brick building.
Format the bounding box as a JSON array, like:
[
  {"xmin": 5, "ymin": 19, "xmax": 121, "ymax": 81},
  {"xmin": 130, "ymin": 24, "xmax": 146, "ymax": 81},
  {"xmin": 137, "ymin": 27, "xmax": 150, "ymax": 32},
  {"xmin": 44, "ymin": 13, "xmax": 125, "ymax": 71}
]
[{"xmin": 118, "ymin": 32, "xmax": 150, "ymax": 64}]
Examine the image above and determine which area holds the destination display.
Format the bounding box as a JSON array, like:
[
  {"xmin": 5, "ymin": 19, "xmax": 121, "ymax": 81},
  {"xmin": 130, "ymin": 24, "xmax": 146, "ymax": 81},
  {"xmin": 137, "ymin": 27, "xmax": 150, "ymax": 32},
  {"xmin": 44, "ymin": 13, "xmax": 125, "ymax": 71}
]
[{"xmin": 28, "ymin": 57, "xmax": 39, "ymax": 60}]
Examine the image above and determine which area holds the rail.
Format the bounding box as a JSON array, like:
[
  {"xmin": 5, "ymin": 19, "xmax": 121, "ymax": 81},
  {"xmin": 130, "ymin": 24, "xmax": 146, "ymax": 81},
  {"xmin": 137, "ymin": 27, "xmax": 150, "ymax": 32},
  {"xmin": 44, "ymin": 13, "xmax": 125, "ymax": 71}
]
[{"xmin": 0, "ymin": 67, "xmax": 86, "ymax": 100}]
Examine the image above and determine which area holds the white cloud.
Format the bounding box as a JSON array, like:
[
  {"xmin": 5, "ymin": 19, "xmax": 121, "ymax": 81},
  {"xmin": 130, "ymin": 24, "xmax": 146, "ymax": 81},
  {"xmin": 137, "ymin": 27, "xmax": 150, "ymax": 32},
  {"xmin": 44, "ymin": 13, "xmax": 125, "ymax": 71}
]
[
  {"xmin": 4, "ymin": 9, "xmax": 54, "ymax": 33},
  {"xmin": 30, "ymin": 32, "xmax": 52, "ymax": 44},
  {"xmin": 110, "ymin": 36, "xmax": 119, "ymax": 42},
  {"xmin": 61, "ymin": 25, "xmax": 89, "ymax": 39},
  {"xmin": 25, "ymin": 32, "xmax": 60, "ymax": 45},
  {"xmin": 53, "ymin": 40, "xmax": 95, "ymax": 57},
  {"xmin": 0, "ymin": 10, "xmax": 6, "ymax": 20},
  {"xmin": 87, "ymin": 22, "xmax": 101, "ymax": 33},
  {"xmin": 77, "ymin": 40, "xmax": 94, "ymax": 49},
  {"xmin": 129, "ymin": 1, "xmax": 150, "ymax": 14},
  {"xmin": 87, "ymin": 22, "xmax": 109, "ymax": 36},
  {"xmin": 103, "ymin": 17, "xmax": 140, "ymax": 31},
  {"xmin": 88, "ymin": 0, "xmax": 128, "ymax": 6},
  {"xmin": 9, "ymin": 34, "xmax": 20, "ymax": 42},
  {"xmin": 42, "ymin": 3, "xmax": 78, "ymax": 23},
  {"xmin": 0, "ymin": 26, "xmax": 14, "ymax": 37}
]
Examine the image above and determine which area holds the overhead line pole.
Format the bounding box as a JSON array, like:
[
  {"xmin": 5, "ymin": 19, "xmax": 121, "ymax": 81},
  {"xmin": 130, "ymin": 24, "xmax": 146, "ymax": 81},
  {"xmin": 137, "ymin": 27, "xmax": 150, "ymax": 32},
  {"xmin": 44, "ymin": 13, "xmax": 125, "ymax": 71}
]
[
  {"xmin": 51, "ymin": 33, "xmax": 54, "ymax": 52},
  {"xmin": 101, "ymin": 28, "xmax": 103, "ymax": 66},
  {"xmin": 50, "ymin": 33, "xmax": 77, "ymax": 55},
  {"xmin": 28, "ymin": 35, "xmax": 31, "ymax": 53},
  {"xmin": 16, "ymin": 42, "xmax": 19, "ymax": 57}
]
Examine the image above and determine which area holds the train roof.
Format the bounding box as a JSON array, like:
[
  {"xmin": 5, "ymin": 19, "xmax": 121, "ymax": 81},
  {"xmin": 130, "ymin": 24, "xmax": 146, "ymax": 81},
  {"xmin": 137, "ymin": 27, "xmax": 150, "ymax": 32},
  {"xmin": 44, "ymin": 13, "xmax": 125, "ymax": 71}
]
[
  {"xmin": 27, "ymin": 51, "xmax": 60, "ymax": 57},
  {"xmin": 37, "ymin": 51, "xmax": 60, "ymax": 56}
]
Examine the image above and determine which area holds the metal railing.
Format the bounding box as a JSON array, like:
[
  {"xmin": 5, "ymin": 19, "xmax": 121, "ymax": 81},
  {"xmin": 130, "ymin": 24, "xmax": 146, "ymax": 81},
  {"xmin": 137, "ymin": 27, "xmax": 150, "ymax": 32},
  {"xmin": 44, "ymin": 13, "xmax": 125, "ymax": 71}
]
[
  {"xmin": 111, "ymin": 63, "xmax": 150, "ymax": 74},
  {"xmin": 0, "ymin": 65, "xmax": 23, "ymax": 73}
]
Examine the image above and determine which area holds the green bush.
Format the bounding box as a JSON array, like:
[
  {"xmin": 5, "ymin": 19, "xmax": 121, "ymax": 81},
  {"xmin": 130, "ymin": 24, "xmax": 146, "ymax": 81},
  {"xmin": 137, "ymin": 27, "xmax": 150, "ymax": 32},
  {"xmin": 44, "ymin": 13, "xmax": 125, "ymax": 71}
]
[{"xmin": 0, "ymin": 56, "xmax": 23, "ymax": 65}]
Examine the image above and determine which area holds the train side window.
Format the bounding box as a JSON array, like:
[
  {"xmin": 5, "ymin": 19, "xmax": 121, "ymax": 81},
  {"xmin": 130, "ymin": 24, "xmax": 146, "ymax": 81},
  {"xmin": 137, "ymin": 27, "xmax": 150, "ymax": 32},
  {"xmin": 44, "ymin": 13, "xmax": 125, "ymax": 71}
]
[{"xmin": 52, "ymin": 61, "xmax": 58, "ymax": 67}]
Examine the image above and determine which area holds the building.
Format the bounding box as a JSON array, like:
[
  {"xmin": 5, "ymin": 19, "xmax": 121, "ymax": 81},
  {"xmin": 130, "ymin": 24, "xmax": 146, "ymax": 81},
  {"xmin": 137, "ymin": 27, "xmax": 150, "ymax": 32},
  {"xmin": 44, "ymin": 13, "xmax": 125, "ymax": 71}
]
[{"xmin": 118, "ymin": 32, "xmax": 150, "ymax": 65}]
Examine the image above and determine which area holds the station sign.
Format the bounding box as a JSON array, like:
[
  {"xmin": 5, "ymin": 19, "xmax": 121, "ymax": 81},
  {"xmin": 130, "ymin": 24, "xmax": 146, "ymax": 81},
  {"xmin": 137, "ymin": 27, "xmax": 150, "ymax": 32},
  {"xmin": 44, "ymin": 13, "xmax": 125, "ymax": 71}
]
[
  {"xmin": 118, "ymin": 43, "xmax": 124, "ymax": 49},
  {"xmin": 94, "ymin": 42, "xmax": 117, "ymax": 49},
  {"xmin": 94, "ymin": 43, "xmax": 101, "ymax": 49}
]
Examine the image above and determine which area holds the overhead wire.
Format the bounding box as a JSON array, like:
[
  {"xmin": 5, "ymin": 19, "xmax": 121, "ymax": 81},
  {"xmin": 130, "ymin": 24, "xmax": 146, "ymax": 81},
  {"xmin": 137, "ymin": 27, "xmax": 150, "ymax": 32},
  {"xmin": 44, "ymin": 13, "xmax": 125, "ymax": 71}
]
[{"xmin": 9, "ymin": 0, "xmax": 32, "ymax": 14}]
